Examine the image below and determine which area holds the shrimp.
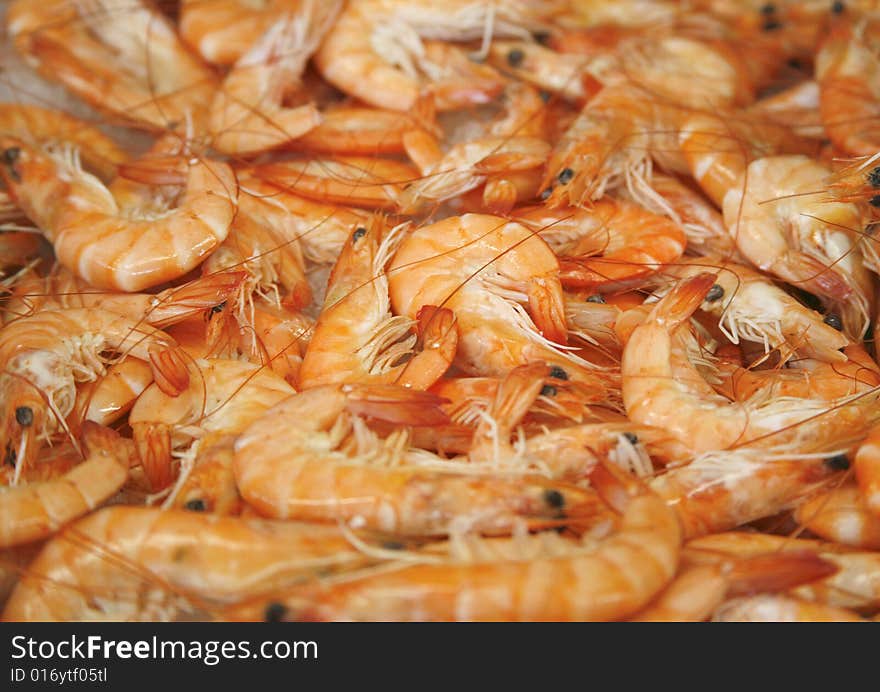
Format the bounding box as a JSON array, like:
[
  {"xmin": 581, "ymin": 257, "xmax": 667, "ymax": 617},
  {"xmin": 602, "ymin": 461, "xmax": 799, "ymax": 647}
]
[
  {"xmin": 129, "ymin": 358, "xmax": 296, "ymax": 493},
  {"xmin": 0, "ymin": 137, "xmax": 238, "ymax": 291},
  {"xmin": 722, "ymin": 155, "xmax": 873, "ymax": 339},
  {"xmin": 253, "ymin": 155, "xmax": 419, "ymax": 210},
  {"xmin": 746, "ymin": 79, "xmax": 825, "ymax": 140},
  {"xmin": 630, "ymin": 552, "xmax": 837, "ymax": 622},
  {"xmin": 3, "ymin": 265, "xmax": 244, "ymax": 328},
  {"xmin": 225, "ymin": 462, "xmax": 681, "ymax": 621},
  {"xmin": 233, "ymin": 383, "xmax": 597, "ymax": 535},
  {"xmin": 650, "ymin": 448, "xmax": 850, "ymax": 539},
  {"xmin": 855, "ymin": 422, "xmax": 880, "ymax": 518},
  {"xmin": 686, "ymin": 531, "xmax": 880, "ymax": 612},
  {"xmin": 712, "ymin": 595, "xmax": 866, "ymax": 622},
  {"xmin": 312, "ymin": 0, "xmax": 542, "ymax": 112},
  {"xmin": 513, "ymin": 199, "xmax": 687, "ymax": 292},
  {"xmin": 622, "ymin": 274, "xmax": 876, "ymax": 453},
  {"xmin": 816, "ymin": 16, "xmax": 880, "ymax": 156},
  {"xmin": 0, "ymin": 422, "xmax": 129, "ymax": 548},
  {"xmin": 236, "ymin": 173, "xmax": 375, "ymax": 266},
  {"xmin": 0, "ymin": 104, "xmax": 126, "ymax": 182},
  {"xmin": 2, "ymin": 507, "xmax": 373, "ymax": 621},
  {"xmin": 678, "ymin": 110, "xmax": 818, "ymax": 208},
  {"xmin": 298, "ymin": 220, "xmax": 457, "ymax": 390},
  {"xmin": 179, "ymin": 0, "xmax": 300, "ymax": 66},
  {"xmin": 69, "ymin": 358, "xmax": 153, "ymax": 427},
  {"xmin": 168, "ymin": 437, "xmax": 243, "ymax": 516},
  {"xmin": 208, "ymin": 1, "xmax": 343, "ymax": 155},
  {"xmin": 661, "ymin": 256, "xmax": 850, "ymax": 363},
  {"xmin": 388, "ymin": 214, "xmax": 610, "ymax": 389},
  {"xmin": 0, "ymin": 308, "xmax": 189, "ymax": 474},
  {"xmin": 794, "ymin": 484, "xmax": 880, "ymax": 550},
  {"xmin": 8, "ymin": 0, "xmax": 217, "ymax": 133}
]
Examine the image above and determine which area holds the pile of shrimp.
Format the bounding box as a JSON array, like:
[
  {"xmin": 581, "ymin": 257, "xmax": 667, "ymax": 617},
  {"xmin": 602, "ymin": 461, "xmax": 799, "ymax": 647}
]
[{"xmin": 5, "ymin": 0, "xmax": 880, "ymax": 622}]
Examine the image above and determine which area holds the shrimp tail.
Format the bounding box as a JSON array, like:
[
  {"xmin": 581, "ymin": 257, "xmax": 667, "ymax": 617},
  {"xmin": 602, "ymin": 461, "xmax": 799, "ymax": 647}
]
[
  {"xmin": 527, "ymin": 276, "xmax": 568, "ymax": 344},
  {"xmin": 724, "ymin": 551, "xmax": 840, "ymax": 596},
  {"xmin": 775, "ymin": 252, "xmax": 853, "ymax": 301},
  {"xmin": 133, "ymin": 422, "xmax": 173, "ymax": 493},
  {"xmin": 147, "ymin": 271, "xmax": 247, "ymax": 328},
  {"xmin": 396, "ymin": 305, "xmax": 458, "ymax": 389},
  {"xmin": 648, "ymin": 272, "xmax": 716, "ymax": 329},
  {"xmin": 343, "ymin": 385, "xmax": 450, "ymax": 427},
  {"xmin": 147, "ymin": 345, "xmax": 190, "ymax": 397}
]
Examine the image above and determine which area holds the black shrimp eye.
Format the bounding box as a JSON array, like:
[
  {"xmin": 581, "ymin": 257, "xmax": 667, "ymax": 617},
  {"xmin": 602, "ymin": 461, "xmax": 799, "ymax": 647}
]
[
  {"xmin": 382, "ymin": 540, "xmax": 406, "ymax": 550},
  {"xmin": 540, "ymin": 384, "xmax": 557, "ymax": 397},
  {"xmin": 870, "ymin": 194, "xmax": 880, "ymax": 207},
  {"xmin": 183, "ymin": 499, "xmax": 206, "ymax": 512},
  {"xmin": 762, "ymin": 19, "xmax": 782, "ymax": 31},
  {"xmin": 264, "ymin": 602, "xmax": 288, "ymax": 623},
  {"xmin": 760, "ymin": 3, "xmax": 776, "ymax": 14},
  {"xmin": 2, "ymin": 147, "xmax": 20, "ymax": 165},
  {"xmin": 506, "ymin": 48, "xmax": 525, "ymax": 68},
  {"xmin": 557, "ymin": 168, "xmax": 575, "ymax": 185},
  {"xmin": 539, "ymin": 90, "xmax": 552, "ymax": 103},
  {"xmin": 14, "ymin": 406, "xmax": 33, "ymax": 427},
  {"xmin": 548, "ymin": 365, "xmax": 569, "ymax": 380},
  {"xmin": 532, "ymin": 31, "xmax": 551, "ymax": 46},
  {"xmin": 824, "ymin": 454, "xmax": 850, "ymax": 471},
  {"xmin": 831, "ymin": 1, "xmax": 845, "ymax": 14},
  {"xmin": 705, "ymin": 284, "xmax": 725, "ymax": 302},
  {"xmin": 823, "ymin": 313, "xmax": 843, "ymax": 331},
  {"xmin": 623, "ymin": 432, "xmax": 639, "ymax": 445},
  {"xmin": 352, "ymin": 227, "xmax": 367, "ymax": 242},
  {"xmin": 209, "ymin": 300, "xmax": 227, "ymax": 316},
  {"xmin": 539, "ymin": 186, "xmax": 554, "ymax": 201},
  {"xmin": 867, "ymin": 166, "xmax": 880, "ymax": 188},
  {"xmin": 585, "ymin": 294, "xmax": 606, "ymax": 303},
  {"xmin": 543, "ymin": 488, "xmax": 566, "ymax": 509}
]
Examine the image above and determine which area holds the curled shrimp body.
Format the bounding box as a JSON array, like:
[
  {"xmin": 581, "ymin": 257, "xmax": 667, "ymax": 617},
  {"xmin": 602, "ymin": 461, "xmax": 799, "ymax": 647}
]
[
  {"xmin": 129, "ymin": 358, "xmax": 296, "ymax": 493},
  {"xmin": 299, "ymin": 220, "xmax": 457, "ymax": 390},
  {"xmin": 514, "ymin": 199, "xmax": 687, "ymax": 292},
  {"xmin": 722, "ymin": 155, "xmax": 873, "ymax": 339},
  {"xmin": 622, "ymin": 274, "xmax": 875, "ymax": 453},
  {"xmin": 228, "ymin": 463, "xmax": 681, "ymax": 622},
  {"xmin": 8, "ymin": 0, "xmax": 217, "ymax": 133},
  {"xmin": 0, "ymin": 138, "xmax": 238, "ymax": 292},
  {"xmin": 233, "ymin": 384, "xmax": 595, "ymax": 535},
  {"xmin": 208, "ymin": 1, "xmax": 342, "ymax": 155},
  {"xmin": 70, "ymin": 359, "xmax": 154, "ymax": 427},
  {"xmin": 0, "ymin": 308, "xmax": 188, "ymax": 473},
  {"xmin": 2, "ymin": 507, "xmax": 372, "ymax": 621},
  {"xmin": 312, "ymin": 0, "xmax": 541, "ymax": 112},
  {"xmin": 816, "ymin": 16, "xmax": 880, "ymax": 157},
  {"xmin": 387, "ymin": 214, "xmax": 607, "ymax": 387},
  {"xmin": 0, "ymin": 422, "xmax": 128, "ymax": 549}
]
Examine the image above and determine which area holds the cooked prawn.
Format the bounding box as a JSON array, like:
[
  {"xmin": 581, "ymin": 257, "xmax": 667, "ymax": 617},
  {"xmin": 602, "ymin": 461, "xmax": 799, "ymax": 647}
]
[
  {"xmin": 0, "ymin": 137, "xmax": 237, "ymax": 291},
  {"xmin": 0, "ymin": 422, "xmax": 129, "ymax": 548},
  {"xmin": 299, "ymin": 220, "xmax": 457, "ymax": 390}
]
